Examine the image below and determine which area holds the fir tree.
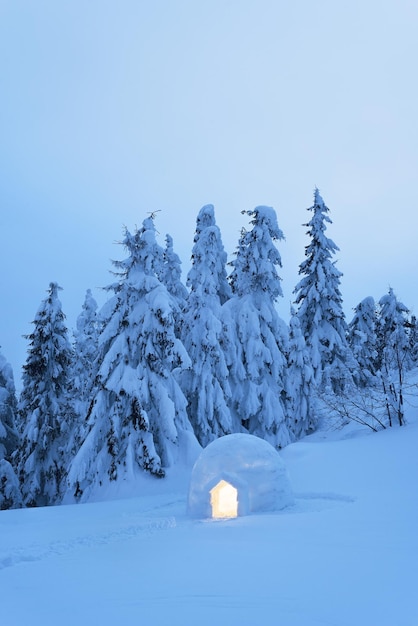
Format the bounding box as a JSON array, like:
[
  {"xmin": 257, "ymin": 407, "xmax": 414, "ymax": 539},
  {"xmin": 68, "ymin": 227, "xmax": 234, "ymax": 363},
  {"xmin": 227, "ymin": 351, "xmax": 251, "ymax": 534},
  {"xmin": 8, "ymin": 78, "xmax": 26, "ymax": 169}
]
[
  {"xmin": 348, "ymin": 296, "xmax": 379, "ymax": 387},
  {"xmin": 160, "ymin": 234, "xmax": 188, "ymax": 336},
  {"xmin": 187, "ymin": 204, "xmax": 231, "ymax": 305},
  {"xmin": 407, "ymin": 315, "xmax": 418, "ymax": 363},
  {"xmin": 161, "ymin": 234, "xmax": 188, "ymax": 306},
  {"xmin": 68, "ymin": 289, "xmax": 100, "ymax": 460},
  {"xmin": 17, "ymin": 283, "xmax": 75, "ymax": 507},
  {"xmin": 377, "ymin": 288, "xmax": 410, "ymax": 426},
  {"xmin": 0, "ymin": 350, "xmax": 22, "ymax": 509},
  {"xmin": 66, "ymin": 218, "xmax": 197, "ymax": 502},
  {"xmin": 73, "ymin": 289, "xmax": 99, "ymax": 403},
  {"xmin": 181, "ymin": 204, "xmax": 236, "ymax": 446},
  {"xmin": 286, "ymin": 307, "xmax": 317, "ymax": 439},
  {"xmin": 222, "ymin": 206, "xmax": 291, "ymax": 448},
  {"xmin": 294, "ymin": 189, "xmax": 354, "ymax": 394},
  {"xmin": 0, "ymin": 350, "xmax": 19, "ymax": 457}
]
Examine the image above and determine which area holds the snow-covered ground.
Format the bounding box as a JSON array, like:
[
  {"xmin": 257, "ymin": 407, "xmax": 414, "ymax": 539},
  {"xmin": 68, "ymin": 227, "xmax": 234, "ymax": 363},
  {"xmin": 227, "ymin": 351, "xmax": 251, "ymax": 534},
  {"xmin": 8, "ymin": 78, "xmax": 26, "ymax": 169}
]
[{"xmin": 1, "ymin": 412, "xmax": 417, "ymax": 625}]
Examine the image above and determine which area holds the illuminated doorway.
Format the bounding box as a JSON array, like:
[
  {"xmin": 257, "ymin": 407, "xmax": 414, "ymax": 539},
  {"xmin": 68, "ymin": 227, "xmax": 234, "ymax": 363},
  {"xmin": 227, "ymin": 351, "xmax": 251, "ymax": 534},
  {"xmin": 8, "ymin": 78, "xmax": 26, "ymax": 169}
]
[{"xmin": 210, "ymin": 480, "xmax": 238, "ymax": 519}]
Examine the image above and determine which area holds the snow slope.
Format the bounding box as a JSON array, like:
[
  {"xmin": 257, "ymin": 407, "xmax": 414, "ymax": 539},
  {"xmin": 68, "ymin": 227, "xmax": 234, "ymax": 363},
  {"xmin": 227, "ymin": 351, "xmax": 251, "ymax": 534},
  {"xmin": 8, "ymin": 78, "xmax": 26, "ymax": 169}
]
[{"xmin": 1, "ymin": 416, "xmax": 417, "ymax": 625}]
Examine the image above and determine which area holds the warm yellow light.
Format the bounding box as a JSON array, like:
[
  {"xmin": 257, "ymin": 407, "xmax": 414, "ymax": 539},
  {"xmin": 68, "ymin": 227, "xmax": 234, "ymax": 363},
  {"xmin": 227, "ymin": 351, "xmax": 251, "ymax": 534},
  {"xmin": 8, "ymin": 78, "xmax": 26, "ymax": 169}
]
[{"xmin": 210, "ymin": 480, "xmax": 238, "ymax": 519}]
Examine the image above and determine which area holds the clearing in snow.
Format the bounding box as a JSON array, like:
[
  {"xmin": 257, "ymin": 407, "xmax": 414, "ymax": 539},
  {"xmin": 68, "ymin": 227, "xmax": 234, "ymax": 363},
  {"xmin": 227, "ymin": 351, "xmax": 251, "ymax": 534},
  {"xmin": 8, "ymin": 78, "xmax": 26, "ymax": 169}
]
[{"xmin": 1, "ymin": 415, "xmax": 417, "ymax": 625}]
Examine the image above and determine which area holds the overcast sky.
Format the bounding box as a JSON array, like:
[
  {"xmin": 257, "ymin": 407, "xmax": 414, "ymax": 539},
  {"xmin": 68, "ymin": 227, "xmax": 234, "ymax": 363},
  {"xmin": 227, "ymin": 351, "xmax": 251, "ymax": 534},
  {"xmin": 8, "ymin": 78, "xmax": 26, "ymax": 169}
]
[{"xmin": 1, "ymin": 0, "xmax": 417, "ymax": 382}]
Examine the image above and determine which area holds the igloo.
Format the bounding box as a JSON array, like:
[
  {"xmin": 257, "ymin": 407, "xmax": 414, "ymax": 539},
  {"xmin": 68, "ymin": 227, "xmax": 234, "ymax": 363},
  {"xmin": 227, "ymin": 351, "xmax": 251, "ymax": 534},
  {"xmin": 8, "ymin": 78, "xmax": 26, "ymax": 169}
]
[{"xmin": 187, "ymin": 433, "xmax": 294, "ymax": 519}]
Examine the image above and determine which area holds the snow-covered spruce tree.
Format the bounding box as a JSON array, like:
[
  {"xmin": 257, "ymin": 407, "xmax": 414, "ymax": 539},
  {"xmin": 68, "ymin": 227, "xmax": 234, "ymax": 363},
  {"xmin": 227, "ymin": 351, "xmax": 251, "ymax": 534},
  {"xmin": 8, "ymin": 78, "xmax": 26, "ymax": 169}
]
[
  {"xmin": 294, "ymin": 189, "xmax": 354, "ymax": 394},
  {"xmin": 161, "ymin": 234, "xmax": 188, "ymax": 307},
  {"xmin": 222, "ymin": 206, "xmax": 292, "ymax": 448},
  {"xmin": 181, "ymin": 204, "xmax": 237, "ymax": 447},
  {"xmin": 0, "ymin": 350, "xmax": 22, "ymax": 509},
  {"xmin": 68, "ymin": 289, "xmax": 100, "ymax": 458},
  {"xmin": 347, "ymin": 296, "xmax": 379, "ymax": 387},
  {"xmin": 188, "ymin": 204, "xmax": 232, "ymax": 306},
  {"xmin": 318, "ymin": 295, "xmax": 384, "ymax": 432},
  {"xmin": 376, "ymin": 288, "xmax": 411, "ymax": 426},
  {"xmin": 73, "ymin": 289, "xmax": 99, "ymax": 402},
  {"xmin": 17, "ymin": 283, "xmax": 75, "ymax": 507},
  {"xmin": 407, "ymin": 315, "xmax": 418, "ymax": 363},
  {"xmin": 286, "ymin": 307, "xmax": 317, "ymax": 440},
  {"xmin": 0, "ymin": 350, "xmax": 19, "ymax": 456},
  {"xmin": 160, "ymin": 234, "xmax": 189, "ymax": 336},
  {"xmin": 66, "ymin": 218, "xmax": 197, "ymax": 502}
]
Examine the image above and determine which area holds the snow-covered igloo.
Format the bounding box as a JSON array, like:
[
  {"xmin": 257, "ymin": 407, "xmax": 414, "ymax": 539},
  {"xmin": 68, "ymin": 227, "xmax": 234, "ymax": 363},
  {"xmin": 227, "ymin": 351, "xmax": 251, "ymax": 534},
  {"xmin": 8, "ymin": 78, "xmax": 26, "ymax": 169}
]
[{"xmin": 187, "ymin": 433, "xmax": 294, "ymax": 519}]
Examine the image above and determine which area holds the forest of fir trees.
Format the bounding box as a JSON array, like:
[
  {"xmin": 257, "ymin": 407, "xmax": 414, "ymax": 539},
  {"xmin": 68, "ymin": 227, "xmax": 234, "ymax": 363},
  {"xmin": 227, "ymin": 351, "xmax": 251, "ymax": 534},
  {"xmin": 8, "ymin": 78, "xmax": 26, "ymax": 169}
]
[{"xmin": 1, "ymin": 189, "xmax": 417, "ymax": 509}]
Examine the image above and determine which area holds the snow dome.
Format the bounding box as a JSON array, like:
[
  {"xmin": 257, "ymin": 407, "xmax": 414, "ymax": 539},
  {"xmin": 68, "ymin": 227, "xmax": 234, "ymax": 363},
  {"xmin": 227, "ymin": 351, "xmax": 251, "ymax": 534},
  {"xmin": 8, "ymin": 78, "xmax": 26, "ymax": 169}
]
[{"xmin": 187, "ymin": 433, "xmax": 294, "ymax": 519}]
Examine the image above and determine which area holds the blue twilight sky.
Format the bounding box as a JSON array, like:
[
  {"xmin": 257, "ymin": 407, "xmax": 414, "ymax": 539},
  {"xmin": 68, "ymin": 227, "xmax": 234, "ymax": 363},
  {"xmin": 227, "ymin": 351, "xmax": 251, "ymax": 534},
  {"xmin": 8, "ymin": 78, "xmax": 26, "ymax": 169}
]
[{"xmin": 1, "ymin": 0, "xmax": 417, "ymax": 382}]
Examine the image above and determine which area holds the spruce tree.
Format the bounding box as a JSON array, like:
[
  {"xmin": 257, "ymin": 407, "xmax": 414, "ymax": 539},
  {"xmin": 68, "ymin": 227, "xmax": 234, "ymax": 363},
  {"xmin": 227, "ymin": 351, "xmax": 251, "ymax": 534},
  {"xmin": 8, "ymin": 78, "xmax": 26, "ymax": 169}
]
[
  {"xmin": 348, "ymin": 296, "xmax": 379, "ymax": 387},
  {"xmin": 0, "ymin": 350, "xmax": 22, "ymax": 509},
  {"xmin": 17, "ymin": 283, "xmax": 75, "ymax": 507},
  {"xmin": 160, "ymin": 234, "xmax": 188, "ymax": 336},
  {"xmin": 286, "ymin": 307, "xmax": 317, "ymax": 439},
  {"xmin": 66, "ymin": 218, "xmax": 197, "ymax": 502},
  {"xmin": 222, "ymin": 206, "xmax": 291, "ymax": 448},
  {"xmin": 187, "ymin": 204, "xmax": 232, "ymax": 305},
  {"xmin": 407, "ymin": 315, "xmax": 418, "ymax": 364},
  {"xmin": 294, "ymin": 189, "xmax": 354, "ymax": 394},
  {"xmin": 68, "ymin": 289, "xmax": 100, "ymax": 460},
  {"xmin": 161, "ymin": 234, "xmax": 188, "ymax": 307},
  {"xmin": 0, "ymin": 350, "xmax": 19, "ymax": 457},
  {"xmin": 377, "ymin": 288, "xmax": 410, "ymax": 426},
  {"xmin": 72, "ymin": 289, "xmax": 99, "ymax": 404},
  {"xmin": 181, "ymin": 204, "xmax": 236, "ymax": 446}
]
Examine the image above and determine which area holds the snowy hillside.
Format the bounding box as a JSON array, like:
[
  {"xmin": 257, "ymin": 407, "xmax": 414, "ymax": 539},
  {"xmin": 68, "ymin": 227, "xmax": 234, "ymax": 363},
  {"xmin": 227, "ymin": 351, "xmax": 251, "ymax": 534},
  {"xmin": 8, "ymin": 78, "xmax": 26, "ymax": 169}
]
[{"xmin": 1, "ymin": 410, "xmax": 417, "ymax": 626}]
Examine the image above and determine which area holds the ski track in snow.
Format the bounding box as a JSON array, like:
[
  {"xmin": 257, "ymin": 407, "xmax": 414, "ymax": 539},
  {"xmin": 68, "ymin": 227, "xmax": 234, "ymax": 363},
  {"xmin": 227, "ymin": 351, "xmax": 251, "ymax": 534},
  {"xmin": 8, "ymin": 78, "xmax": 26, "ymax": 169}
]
[
  {"xmin": 0, "ymin": 496, "xmax": 186, "ymax": 572},
  {"xmin": 0, "ymin": 492, "xmax": 353, "ymax": 571},
  {"xmin": 143, "ymin": 593, "xmax": 286, "ymax": 609},
  {"xmin": 281, "ymin": 492, "xmax": 356, "ymax": 516},
  {"xmin": 0, "ymin": 516, "xmax": 177, "ymax": 571}
]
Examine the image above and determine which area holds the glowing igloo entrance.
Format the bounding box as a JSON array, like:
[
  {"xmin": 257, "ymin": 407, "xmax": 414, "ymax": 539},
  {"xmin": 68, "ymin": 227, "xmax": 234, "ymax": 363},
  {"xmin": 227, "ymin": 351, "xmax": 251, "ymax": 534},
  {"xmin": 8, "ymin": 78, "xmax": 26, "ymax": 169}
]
[
  {"xmin": 210, "ymin": 479, "xmax": 238, "ymax": 519},
  {"xmin": 188, "ymin": 433, "xmax": 294, "ymax": 519}
]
